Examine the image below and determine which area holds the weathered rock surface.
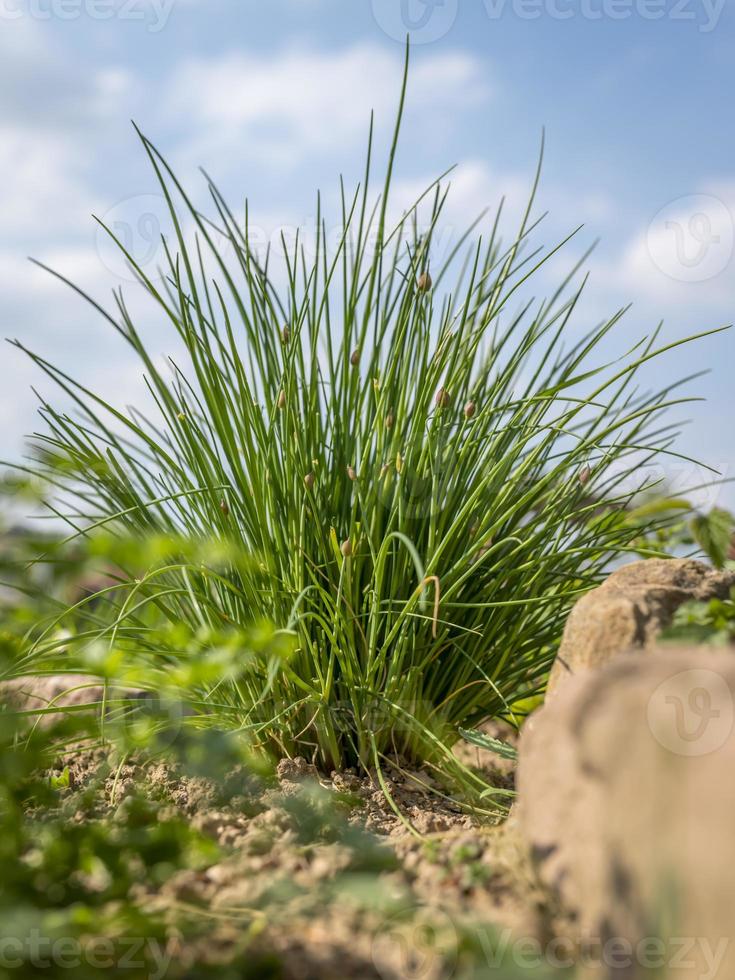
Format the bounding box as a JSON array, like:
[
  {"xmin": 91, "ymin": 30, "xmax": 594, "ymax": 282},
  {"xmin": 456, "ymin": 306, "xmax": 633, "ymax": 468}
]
[
  {"xmin": 547, "ymin": 559, "xmax": 735, "ymax": 700},
  {"xmin": 518, "ymin": 647, "xmax": 735, "ymax": 978},
  {"xmin": 0, "ymin": 673, "xmax": 148, "ymax": 726}
]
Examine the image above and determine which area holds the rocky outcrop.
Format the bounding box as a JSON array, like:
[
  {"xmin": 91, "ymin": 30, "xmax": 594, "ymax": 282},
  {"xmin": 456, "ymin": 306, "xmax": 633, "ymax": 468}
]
[
  {"xmin": 547, "ymin": 559, "xmax": 734, "ymax": 700},
  {"xmin": 518, "ymin": 647, "xmax": 735, "ymax": 978}
]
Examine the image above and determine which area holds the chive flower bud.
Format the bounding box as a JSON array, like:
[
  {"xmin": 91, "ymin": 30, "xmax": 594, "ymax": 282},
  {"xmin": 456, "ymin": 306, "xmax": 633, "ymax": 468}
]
[
  {"xmin": 464, "ymin": 400, "xmax": 476, "ymax": 419},
  {"xmin": 281, "ymin": 325, "xmax": 290, "ymax": 344},
  {"xmin": 417, "ymin": 271, "xmax": 432, "ymax": 292},
  {"xmin": 579, "ymin": 465, "xmax": 592, "ymax": 486},
  {"xmin": 277, "ymin": 390, "xmax": 286, "ymax": 409},
  {"xmin": 340, "ymin": 538, "xmax": 352, "ymax": 558},
  {"xmin": 385, "ymin": 411, "xmax": 395, "ymax": 430},
  {"xmin": 304, "ymin": 472, "xmax": 315, "ymax": 491},
  {"xmin": 435, "ymin": 387, "xmax": 451, "ymax": 409},
  {"xmin": 220, "ymin": 499, "xmax": 230, "ymax": 517},
  {"xmin": 350, "ymin": 348, "xmax": 360, "ymax": 366},
  {"xmin": 347, "ymin": 465, "xmax": 357, "ymax": 481}
]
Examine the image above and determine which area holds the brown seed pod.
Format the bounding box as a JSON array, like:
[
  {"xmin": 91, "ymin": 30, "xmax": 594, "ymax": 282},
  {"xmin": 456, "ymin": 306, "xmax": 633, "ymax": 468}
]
[
  {"xmin": 435, "ymin": 387, "xmax": 451, "ymax": 409},
  {"xmin": 417, "ymin": 271, "xmax": 432, "ymax": 292},
  {"xmin": 350, "ymin": 348, "xmax": 360, "ymax": 366},
  {"xmin": 464, "ymin": 400, "xmax": 476, "ymax": 419},
  {"xmin": 578, "ymin": 465, "xmax": 592, "ymax": 486},
  {"xmin": 220, "ymin": 499, "xmax": 230, "ymax": 517},
  {"xmin": 277, "ymin": 390, "xmax": 286, "ymax": 409},
  {"xmin": 340, "ymin": 538, "xmax": 352, "ymax": 558},
  {"xmin": 304, "ymin": 471, "xmax": 316, "ymax": 491},
  {"xmin": 385, "ymin": 411, "xmax": 395, "ymax": 430},
  {"xmin": 347, "ymin": 465, "xmax": 357, "ymax": 482}
]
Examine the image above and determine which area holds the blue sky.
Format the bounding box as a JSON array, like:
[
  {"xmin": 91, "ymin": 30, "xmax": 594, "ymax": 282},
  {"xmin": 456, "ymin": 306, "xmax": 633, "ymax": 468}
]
[{"xmin": 1, "ymin": 0, "xmax": 733, "ymax": 508}]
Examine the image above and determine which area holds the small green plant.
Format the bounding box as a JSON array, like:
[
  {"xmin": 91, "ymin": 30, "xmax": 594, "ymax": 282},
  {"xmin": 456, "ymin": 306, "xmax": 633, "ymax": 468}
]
[
  {"xmin": 690, "ymin": 506, "xmax": 734, "ymax": 569},
  {"xmin": 663, "ymin": 589, "xmax": 735, "ymax": 646},
  {"xmin": 7, "ymin": 49, "xmax": 724, "ymax": 788}
]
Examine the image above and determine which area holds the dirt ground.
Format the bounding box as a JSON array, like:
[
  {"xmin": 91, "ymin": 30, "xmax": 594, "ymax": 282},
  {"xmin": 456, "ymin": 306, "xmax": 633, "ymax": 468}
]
[{"xmin": 41, "ymin": 722, "xmax": 558, "ymax": 980}]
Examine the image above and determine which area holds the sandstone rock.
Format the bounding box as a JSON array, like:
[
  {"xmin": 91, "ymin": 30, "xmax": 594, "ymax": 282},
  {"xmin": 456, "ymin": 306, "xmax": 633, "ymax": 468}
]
[
  {"xmin": 0, "ymin": 673, "xmax": 149, "ymax": 726},
  {"xmin": 518, "ymin": 648, "xmax": 735, "ymax": 978},
  {"xmin": 547, "ymin": 559, "xmax": 734, "ymax": 700}
]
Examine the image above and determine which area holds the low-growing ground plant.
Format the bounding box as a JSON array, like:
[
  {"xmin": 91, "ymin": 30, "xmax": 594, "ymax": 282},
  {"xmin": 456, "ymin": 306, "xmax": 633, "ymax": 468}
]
[
  {"xmin": 5, "ymin": 50, "xmax": 724, "ymax": 792},
  {"xmin": 662, "ymin": 589, "xmax": 735, "ymax": 646},
  {"xmin": 662, "ymin": 507, "xmax": 735, "ymax": 647}
]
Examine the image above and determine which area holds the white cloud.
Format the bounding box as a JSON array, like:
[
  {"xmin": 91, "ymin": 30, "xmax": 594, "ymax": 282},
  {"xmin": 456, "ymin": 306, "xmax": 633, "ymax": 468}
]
[
  {"xmin": 0, "ymin": 16, "xmax": 134, "ymax": 128},
  {"xmin": 0, "ymin": 19, "xmax": 135, "ymax": 244},
  {"xmin": 164, "ymin": 43, "xmax": 490, "ymax": 171},
  {"xmin": 0, "ymin": 128, "xmax": 100, "ymax": 238}
]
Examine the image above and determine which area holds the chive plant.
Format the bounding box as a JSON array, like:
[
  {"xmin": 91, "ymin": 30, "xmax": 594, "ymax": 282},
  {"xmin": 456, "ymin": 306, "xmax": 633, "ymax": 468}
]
[{"xmin": 10, "ymin": 50, "xmax": 722, "ymax": 781}]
